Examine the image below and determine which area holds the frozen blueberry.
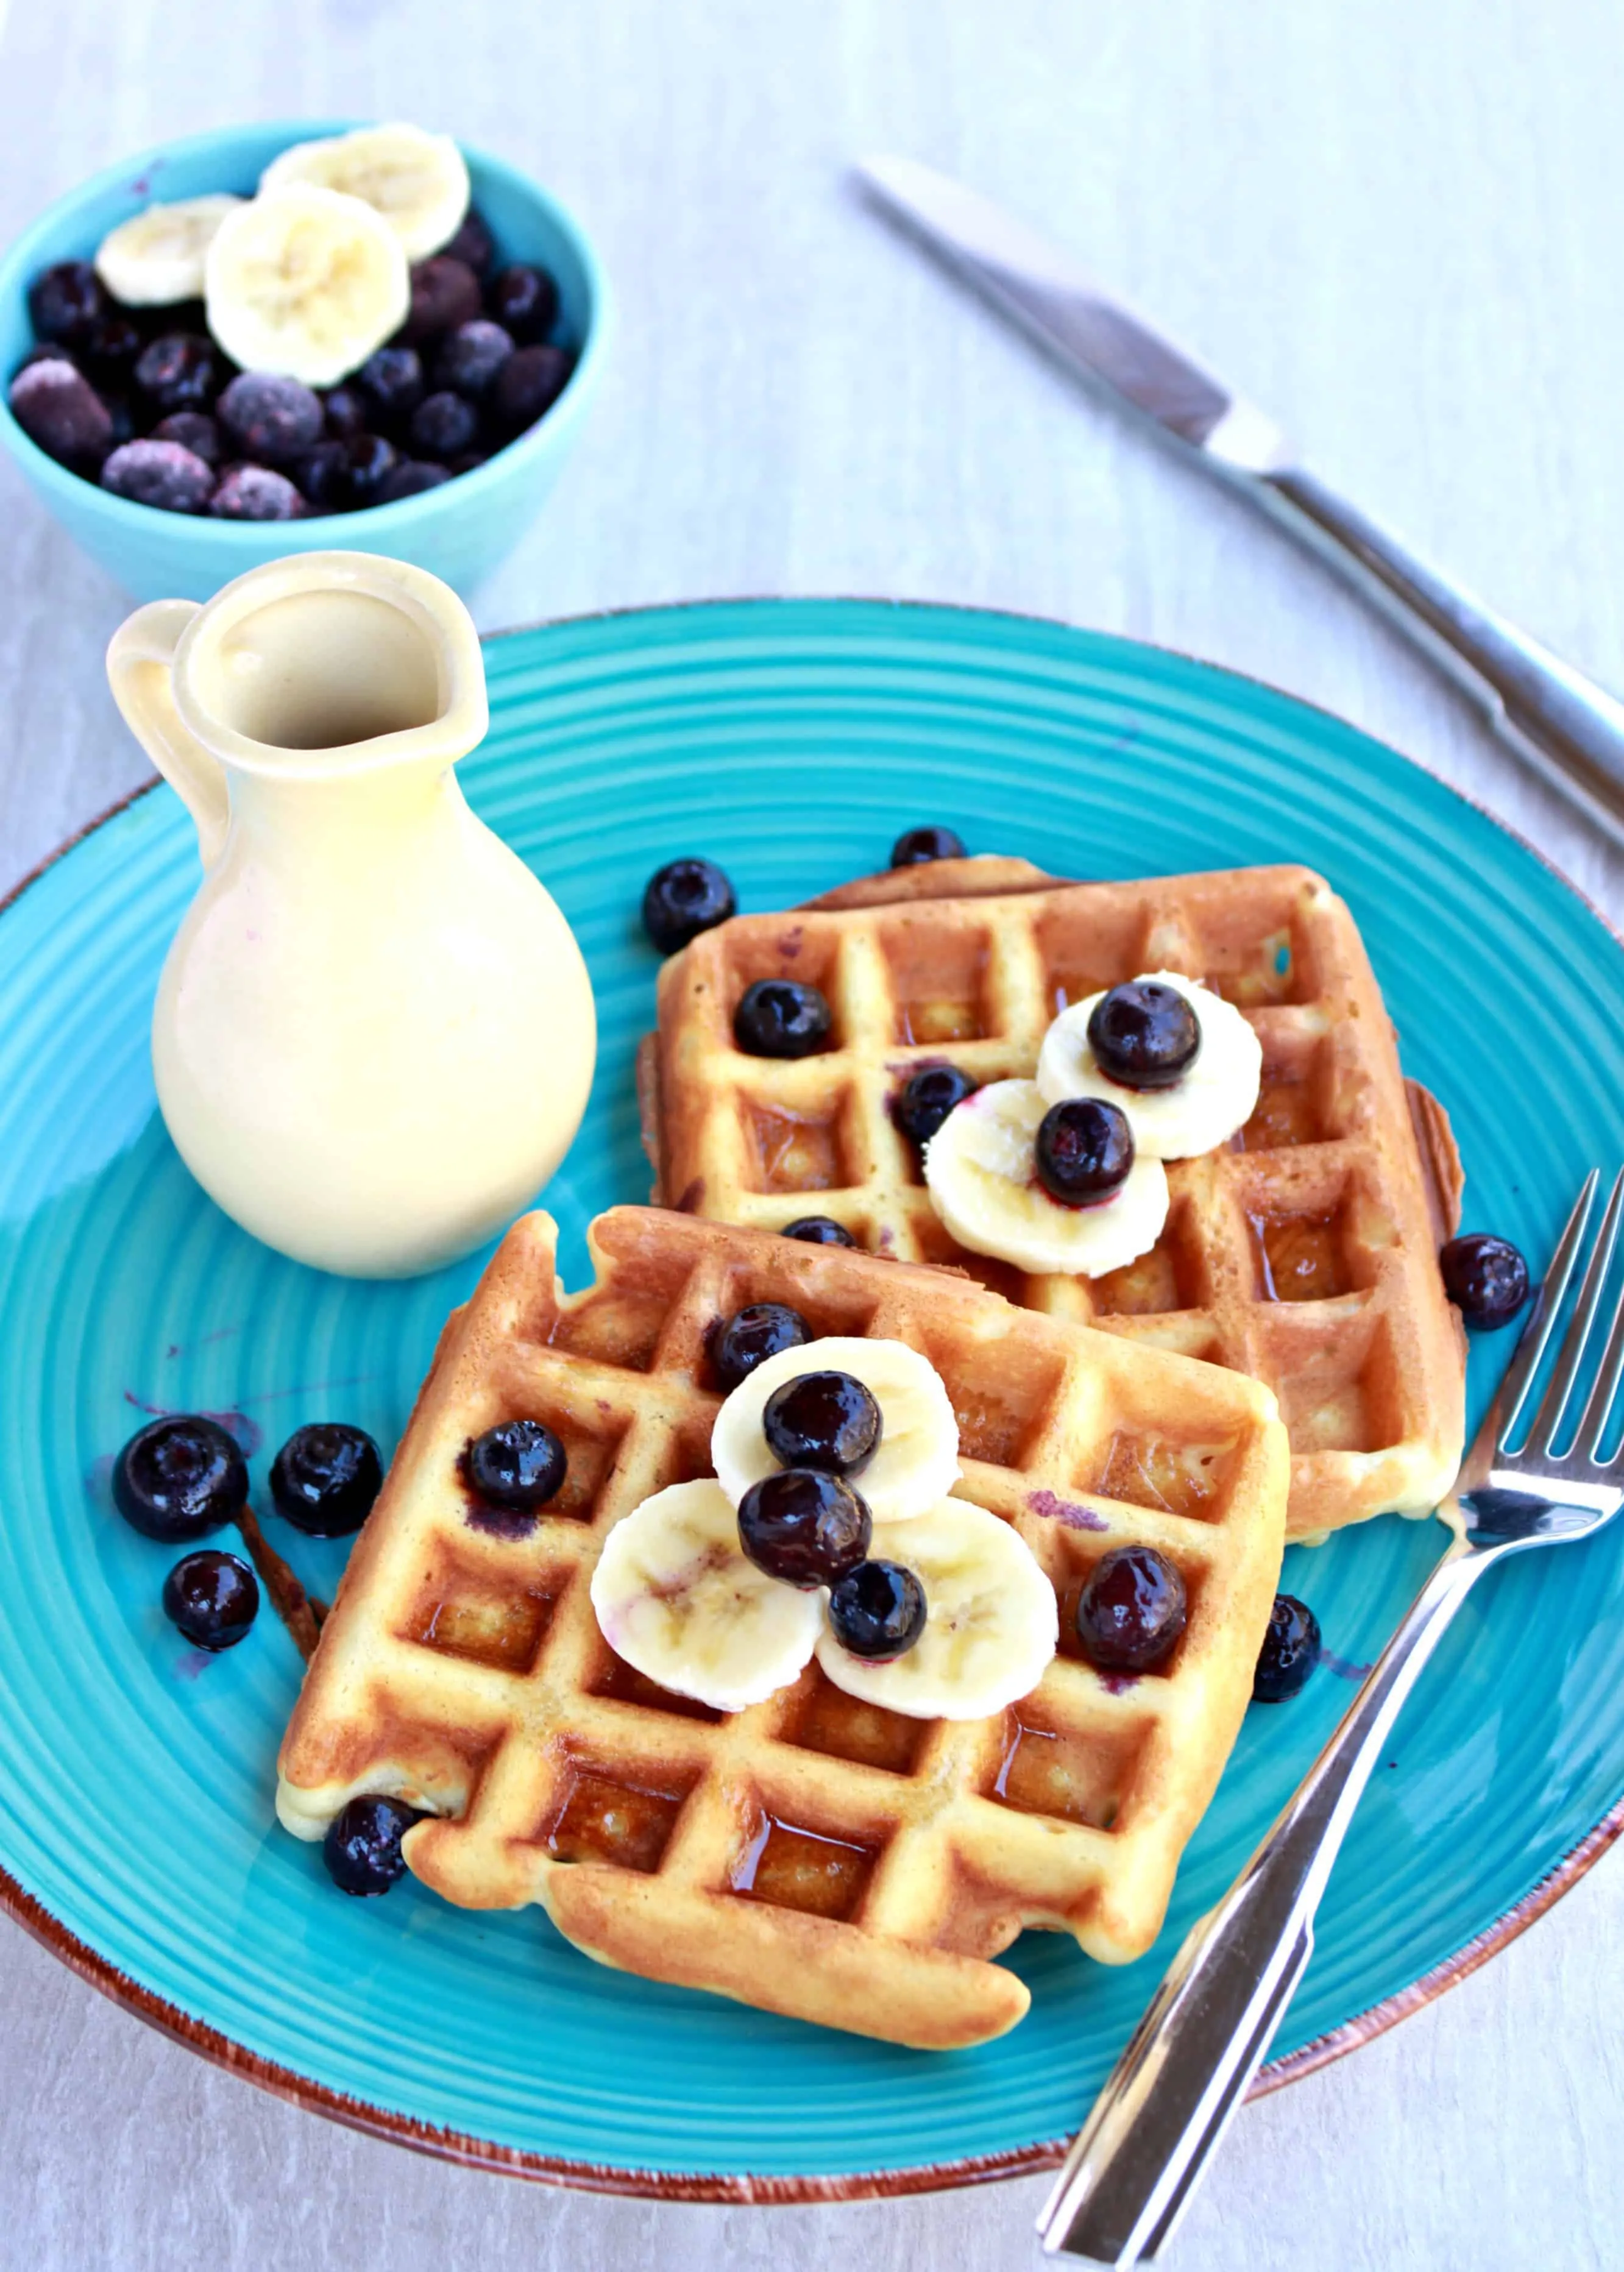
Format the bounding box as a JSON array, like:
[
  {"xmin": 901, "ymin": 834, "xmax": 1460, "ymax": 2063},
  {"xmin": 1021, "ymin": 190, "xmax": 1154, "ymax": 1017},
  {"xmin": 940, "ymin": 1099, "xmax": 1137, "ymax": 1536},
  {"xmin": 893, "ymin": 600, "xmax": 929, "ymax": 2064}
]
[
  {"xmin": 15, "ymin": 342, "xmax": 79, "ymax": 374},
  {"xmin": 1088, "ymin": 981, "xmax": 1200, "ymax": 1091},
  {"xmin": 734, "ymin": 978, "xmax": 832, "ymax": 1058},
  {"xmin": 1035, "ymin": 1098, "xmax": 1135, "ymax": 1205},
  {"xmin": 890, "ymin": 825, "xmax": 966, "ymax": 867},
  {"xmin": 463, "ymin": 1419, "xmax": 567, "ymax": 1513},
  {"xmin": 433, "ymin": 317, "xmax": 513, "ymax": 400},
  {"xmin": 375, "ymin": 459, "xmax": 452, "ymax": 502},
  {"xmin": 827, "ymin": 1560, "xmax": 927, "ymax": 1661},
  {"xmin": 408, "ymin": 388, "xmax": 479, "ymax": 460},
  {"xmin": 895, "ymin": 1063, "xmax": 977, "ymax": 1146},
  {"xmin": 270, "ymin": 1422, "xmax": 384, "ymax": 1538},
  {"xmin": 82, "ymin": 313, "xmax": 143, "ymax": 387},
  {"xmin": 356, "ymin": 345, "xmax": 424, "ymax": 431},
  {"xmin": 322, "ymin": 1794, "xmax": 422, "ymax": 1897},
  {"xmin": 487, "ymin": 262, "xmax": 559, "ymax": 343},
  {"xmin": 1439, "ymin": 1233, "xmax": 1530, "ymax": 1331},
  {"xmin": 403, "ymin": 255, "xmax": 482, "ymax": 343},
  {"xmin": 209, "ymin": 463, "xmax": 303, "ymax": 520},
  {"xmin": 488, "ymin": 343, "xmax": 570, "ymax": 435},
  {"xmin": 27, "ymin": 259, "xmax": 107, "ymax": 346},
  {"xmin": 8, "ymin": 358, "xmax": 113, "ymax": 466},
  {"xmin": 782, "ymin": 1216, "xmax": 857, "ymax": 1247},
  {"xmin": 218, "ymin": 371, "xmax": 324, "ymax": 466},
  {"xmin": 442, "ymin": 207, "xmax": 495, "ymax": 277},
  {"xmin": 762, "ymin": 1369, "xmax": 881, "ymax": 1477},
  {"xmin": 332, "ymin": 430, "xmax": 399, "ymax": 508},
  {"xmin": 134, "ymin": 332, "xmax": 221, "ymax": 414},
  {"xmin": 642, "ymin": 857, "xmax": 737, "ymax": 954},
  {"xmin": 1253, "ymin": 1594, "xmax": 1322, "ymax": 1703},
  {"xmin": 1074, "ymin": 1546, "xmax": 1186, "ymax": 1674},
  {"xmin": 112, "ymin": 1415, "xmax": 247, "ymax": 1543},
  {"xmin": 162, "ymin": 1549, "xmax": 260, "ymax": 1651},
  {"xmin": 321, "ymin": 383, "xmax": 369, "ymax": 438},
  {"xmin": 738, "ymin": 1469, "xmax": 871, "ymax": 1589},
  {"xmin": 152, "ymin": 410, "xmax": 221, "ymax": 466},
  {"xmin": 712, "ymin": 1302, "xmax": 810, "ymax": 1391},
  {"xmin": 101, "ymin": 438, "xmax": 215, "ymax": 513}
]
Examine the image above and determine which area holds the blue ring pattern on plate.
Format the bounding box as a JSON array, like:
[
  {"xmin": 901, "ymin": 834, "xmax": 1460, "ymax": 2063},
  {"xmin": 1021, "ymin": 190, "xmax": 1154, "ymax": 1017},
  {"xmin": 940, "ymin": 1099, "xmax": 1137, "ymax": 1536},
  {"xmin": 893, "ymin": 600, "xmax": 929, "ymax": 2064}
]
[{"xmin": 0, "ymin": 596, "xmax": 1620, "ymax": 2191}]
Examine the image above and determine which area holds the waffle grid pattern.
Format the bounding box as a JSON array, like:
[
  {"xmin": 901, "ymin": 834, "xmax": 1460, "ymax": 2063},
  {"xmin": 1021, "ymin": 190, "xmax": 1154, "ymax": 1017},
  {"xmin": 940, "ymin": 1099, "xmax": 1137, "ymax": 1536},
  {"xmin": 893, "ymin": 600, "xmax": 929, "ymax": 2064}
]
[
  {"xmin": 278, "ymin": 1206, "xmax": 1288, "ymax": 2050},
  {"xmin": 644, "ymin": 864, "xmax": 1465, "ymax": 1537}
]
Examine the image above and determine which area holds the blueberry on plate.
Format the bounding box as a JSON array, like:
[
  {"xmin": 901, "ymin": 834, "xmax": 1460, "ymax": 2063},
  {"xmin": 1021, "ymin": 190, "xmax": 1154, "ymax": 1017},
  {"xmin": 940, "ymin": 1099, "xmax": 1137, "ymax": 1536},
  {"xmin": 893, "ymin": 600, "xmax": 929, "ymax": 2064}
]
[
  {"xmin": 890, "ymin": 824, "xmax": 966, "ymax": 868},
  {"xmin": 712, "ymin": 1301, "xmax": 811, "ymax": 1391},
  {"xmin": 218, "ymin": 371, "xmax": 324, "ymax": 466},
  {"xmin": 782, "ymin": 1216, "xmax": 857, "ymax": 1247},
  {"xmin": 642, "ymin": 857, "xmax": 737, "ymax": 954},
  {"xmin": 113, "ymin": 1415, "xmax": 247, "ymax": 1542},
  {"xmin": 894, "ymin": 1063, "xmax": 977, "ymax": 1146},
  {"xmin": 1035, "ymin": 1098, "xmax": 1135, "ymax": 1205},
  {"xmin": 762, "ymin": 1369, "xmax": 881, "ymax": 1476},
  {"xmin": 208, "ymin": 464, "xmax": 303, "ymax": 520},
  {"xmin": 1253, "ymin": 1593, "xmax": 1322, "ymax": 1702},
  {"xmin": 737, "ymin": 1469, "xmax": 871, "ymax": 1589},
  {"xmin": 1439, "ymin": 1232, "xmax": 1530, "ymax": 1330},
  {"xmin": 734, "ymin": 978, "xmax": 832, "ymax": 1058},
  {"xmin": 486, "ymin": 261, "xmax": 560, "ymax": 343},
  {"xmin": 133, "ymin": 332, "xmax": 221, "ymax": 414},
  {"xmin": 322, "ymin": 1794, "xmax": 423, "ymax": 1897},
  {"xmin": 100, "ymin": 438, "xmax": 215, "ymax": 513},
  {"xmin": 1074, "ymin": 1544, "xmax": 1186, "ymax": 1674},
  {"xmin": 463, "ymin": 1419, "xmax": 567, "ymax": 1513},
  {"xmin": 1087, "ymin": 980, "xmax": 1200, "ymax": 1091},
  {"xmin": 270, "ymin": 1422, "xmax": 384, "ymax": 1537},
  {"xmin": 161, "ymin": 1549, "xmax": 260, "ymax": 1651},
  {"xmin": 27, "ymin": 259, "xmax": 107, "ymax": 347},
  {"xmin": 828, "ymin": 1559, "xmax": 927, "ymax": 1661},
  {"xmin": 8, "ymin": 360, "xmax": 113, "ymax": 468}
]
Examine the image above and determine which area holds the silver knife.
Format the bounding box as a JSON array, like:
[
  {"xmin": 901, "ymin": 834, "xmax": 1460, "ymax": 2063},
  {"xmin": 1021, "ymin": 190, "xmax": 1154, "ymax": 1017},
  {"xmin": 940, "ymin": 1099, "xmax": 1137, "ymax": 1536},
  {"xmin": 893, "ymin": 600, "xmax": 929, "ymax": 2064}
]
[{"xmin": 857, "ymin": 154, "xmax": 1624, "ymax": 854}]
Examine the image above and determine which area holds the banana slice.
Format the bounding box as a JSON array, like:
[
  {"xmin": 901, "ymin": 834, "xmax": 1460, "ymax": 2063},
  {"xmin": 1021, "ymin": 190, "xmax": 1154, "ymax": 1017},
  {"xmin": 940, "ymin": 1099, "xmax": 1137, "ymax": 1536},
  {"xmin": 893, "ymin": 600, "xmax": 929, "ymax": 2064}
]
[
  {"xmin": 816, "ymin": 1501, "xmax": 1057, "ymax": 1720},
  {"xmin": 1037, "ymin": 972, "xmax": 1261, "ymax": 1159},
  {"xmin": 94, "ymin": 196, "xmax": 246, "ymax": 306},
  {"xmin": 712, "ymin": 1337, "xmax": 959, "ymax": 1525},
  {"xmin": 924, "ymin": 1077, "xmax": 1169, "ymax": 1278},
  {"xmin": 260, "ymin": 124, "xmax": 470, "ymax": 261},
  {"xmin": 204, "ymin": 186, "xmax": 410, "ymax": 389},
  {"xmin": 589, "ymin": 1480, "xmax": 820, "ymax": 1714}
]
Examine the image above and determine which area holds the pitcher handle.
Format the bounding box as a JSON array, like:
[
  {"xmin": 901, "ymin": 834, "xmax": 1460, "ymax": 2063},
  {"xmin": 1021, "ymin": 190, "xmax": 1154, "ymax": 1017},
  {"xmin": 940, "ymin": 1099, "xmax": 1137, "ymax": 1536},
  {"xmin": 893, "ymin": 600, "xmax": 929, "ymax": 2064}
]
[{"xmin": 106, "ymin": 600, "xmax": 230, "ymax": 867}]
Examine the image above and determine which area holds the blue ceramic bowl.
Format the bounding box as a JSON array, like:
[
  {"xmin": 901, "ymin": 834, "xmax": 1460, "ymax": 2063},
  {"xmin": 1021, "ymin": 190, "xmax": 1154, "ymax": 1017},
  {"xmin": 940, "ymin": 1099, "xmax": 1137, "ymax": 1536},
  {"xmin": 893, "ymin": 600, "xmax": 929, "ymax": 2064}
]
[{"xmin": 0, "ymin": 121, "xmax": 610, "ymax": 601}]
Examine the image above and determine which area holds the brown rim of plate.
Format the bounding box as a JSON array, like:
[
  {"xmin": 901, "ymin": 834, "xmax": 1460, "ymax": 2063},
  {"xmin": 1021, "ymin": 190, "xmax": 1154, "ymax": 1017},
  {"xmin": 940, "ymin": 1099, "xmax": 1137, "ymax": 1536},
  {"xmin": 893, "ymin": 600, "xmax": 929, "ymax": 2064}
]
[{"xmin": 3, "ymin": 598, "xmax": 1621, "ymax": 2201}]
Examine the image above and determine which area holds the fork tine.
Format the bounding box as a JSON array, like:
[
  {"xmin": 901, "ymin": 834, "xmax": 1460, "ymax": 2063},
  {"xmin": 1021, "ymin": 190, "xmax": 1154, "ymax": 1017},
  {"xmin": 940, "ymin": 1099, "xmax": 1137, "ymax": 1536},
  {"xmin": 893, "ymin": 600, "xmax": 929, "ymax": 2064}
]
[
  {"xmin": 1579, "ymin": 1215, "xmax": 1624, "ymax": 1462},
  {"xmin": 1491, "ymin": 1170, "xmax": 1598, "ymax": 1454},
  {"xmin": 1529, "ymin": 1168, "xmax": 1624, "ymax": 1455}
]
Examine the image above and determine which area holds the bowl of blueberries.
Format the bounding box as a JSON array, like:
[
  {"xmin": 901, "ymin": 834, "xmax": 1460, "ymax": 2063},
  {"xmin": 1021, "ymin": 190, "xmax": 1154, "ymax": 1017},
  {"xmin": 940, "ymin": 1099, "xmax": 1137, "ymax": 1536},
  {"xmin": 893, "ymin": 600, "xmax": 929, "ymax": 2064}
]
[{"xmin": 0, "ymin": 119, "xmax": 609, "ymax": 600}]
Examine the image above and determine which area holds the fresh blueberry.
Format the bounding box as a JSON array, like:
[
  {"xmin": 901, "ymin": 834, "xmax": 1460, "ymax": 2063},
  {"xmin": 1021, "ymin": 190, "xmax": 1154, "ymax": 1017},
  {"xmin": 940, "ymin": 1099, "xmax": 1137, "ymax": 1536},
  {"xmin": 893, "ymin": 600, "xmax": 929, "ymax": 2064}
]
[
  {"xmin": 895, "ymin": 1063, "xmax": 977, "ymax": 1145},
  {"xmin": 828, "ymin": 1559, "xmax": 927, "ymax": 1661},
  {"xmin": 733, "ymin": 978, "xmax": 832, "ymax": 1058},
  {"xmin": 161, "ymin": 1549, "xmax": 260, "ymax": 1650},
  {"xmin": 403, "ymin": 255, "xmax": 482, "ymax": 343},
  {"xmin": 712, "ymin": 1302, "xmax": 810, "ymax": 1391},
  {"xmin": 1074, "ymin": 1546, "xmax": 1187, "ymax": 1674},
  {"xmin": 1253, "ymin": 1594, "xmax": 1322, "ymax": 1702},
  {"xmin": 782, "ymin": 1216, "xmax": 857, "ymax": 1247},
  {"xmin": 152, "ymin": 410, "xmax": 221, "ymax": 466},
  {"xmin": 333, "ymin": 430, "xmax": 399, "ymax": 508},
  {"xmin": 433, "ymin": 318, "xmax": 513, "ymax": 401},
  {"xmin": 270, "ymin": 1422, "xmax": 384, "ymax": 1538},
  {"xmin": 463, "ymin": 1419, "xmax": 567, "ymax": 1513},
  {"xmin": 100, "ymin": 438, "xmax": 215, "ymax": 513},
  {"xmin": 1035, "ymin": 1098, "xmax": 1135, "ymax": 1206},
  {"xmin": 890, "ymin": 825, "xmax": 966, "ymax": 868},
  {"xmin": 322, "ymin": 1794, "xmax": 423, "ymax": 1897},
  {"xmin": 642, "ymin": 857, "xmax": 737, "ymax": 954},
  {"xmin": 112, "ymin": 1415, "xmax": 247, "ymax": 1543},
  {"xmin": 27, "ymin": 259, "xmax": 107, "ymax": 346},
  {"xmin": 8, "ymin": 359, "xmax": 113, "ymax": 467},
  {"xmin": 1087, "ymin": 980, "xmax": 1201, "ymax": 1091},
  {"xmin": 375, "ymin": 459, "xmax": 452, "ymax": 502},
  {"xmin": 1439, "ymin": 1233, "xmax": 1530, "ymax": 1330},
  {"xmin": 133, "ymin": 332, "xmax": 221, "ymax": 414},
  {"xmin": 293, "ymin": 437, "xmax": 351, "ymax": 510},
  {"xmin": 486, "ymin": 261, "xmax": 559, "ymax": 343},
  {"xmin": 488, "ymin": 343, "xmax": 570, "ymax": 435},
  {"xmin": 321, "ymin": 383, "xmax": 369, "ymax": 438},
  {"xmin": 442, "ymin": 207, "xmax": 495, "ymax": 277},
  {"xmin": 218, "ymin": 371, "xmax": 324, "ymax": 465},
  {"xmin": 82, "ymin": 313, "xmax": 143, "ymax": 387},
  {"xmin": 408, "ymin": 388, "xmax": 479, "ymax": 460},
  {"xmin": 737, "ymin": 1469, "xmax": 871, "ymax": 1589},
  {"xmin": 762, "ymin": 1369, "xmax": 881, "ymax": 1476},
  {"xmin": 209, "ymin": 464, "xmax": 303, "ymax": 520},
  {"xmin": 356, "ymin": 345, "xmax": 425, "ymax": 430}
]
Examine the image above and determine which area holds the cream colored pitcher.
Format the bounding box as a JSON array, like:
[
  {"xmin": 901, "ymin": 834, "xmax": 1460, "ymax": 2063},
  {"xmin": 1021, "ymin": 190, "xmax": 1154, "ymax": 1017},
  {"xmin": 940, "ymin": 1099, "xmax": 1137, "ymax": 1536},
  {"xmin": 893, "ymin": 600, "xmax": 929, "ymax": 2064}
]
[{"xmin": 107, "ymin": 552, "xmax": 595, "ymax": 1278}]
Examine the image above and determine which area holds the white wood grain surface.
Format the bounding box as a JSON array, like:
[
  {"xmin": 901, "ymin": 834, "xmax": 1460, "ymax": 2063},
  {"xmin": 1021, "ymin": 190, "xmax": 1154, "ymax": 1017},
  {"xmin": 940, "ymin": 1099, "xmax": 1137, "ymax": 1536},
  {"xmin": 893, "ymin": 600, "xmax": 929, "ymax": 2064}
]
[{"xmin": 1, "ymin": 2, "xmax": 1622, "ymax": 2265}]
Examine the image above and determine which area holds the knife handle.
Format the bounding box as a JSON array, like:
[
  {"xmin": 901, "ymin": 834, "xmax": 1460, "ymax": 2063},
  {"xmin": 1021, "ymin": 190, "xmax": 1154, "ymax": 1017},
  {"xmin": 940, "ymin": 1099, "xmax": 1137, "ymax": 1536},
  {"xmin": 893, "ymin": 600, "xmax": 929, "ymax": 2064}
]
[{"xmin": 1258, "ymin": 466, "xmax": 1624, "ymax": 851}]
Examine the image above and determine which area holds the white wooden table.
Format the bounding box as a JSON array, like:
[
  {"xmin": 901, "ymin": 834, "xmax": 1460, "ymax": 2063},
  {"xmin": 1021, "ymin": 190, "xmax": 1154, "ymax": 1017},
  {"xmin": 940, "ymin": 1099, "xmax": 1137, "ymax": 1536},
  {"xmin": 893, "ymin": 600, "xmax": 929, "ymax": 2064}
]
[{"xmin": 2, "ymin": 1, "xmax": 1622, "ymax": 2264}]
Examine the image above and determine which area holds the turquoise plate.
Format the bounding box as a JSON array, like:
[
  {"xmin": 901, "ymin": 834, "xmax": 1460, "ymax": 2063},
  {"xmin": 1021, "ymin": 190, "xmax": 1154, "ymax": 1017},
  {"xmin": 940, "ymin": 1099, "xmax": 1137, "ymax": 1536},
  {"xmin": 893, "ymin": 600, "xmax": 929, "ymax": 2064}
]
[{"xmin": 2, "ymin": 598, "xmax": 1622, "ymax": 2199}]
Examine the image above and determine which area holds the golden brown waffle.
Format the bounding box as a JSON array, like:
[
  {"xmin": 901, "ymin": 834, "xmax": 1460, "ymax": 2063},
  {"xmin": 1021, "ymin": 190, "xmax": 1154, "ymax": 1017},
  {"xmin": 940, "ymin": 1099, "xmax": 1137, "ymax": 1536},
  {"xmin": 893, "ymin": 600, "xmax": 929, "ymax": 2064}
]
[
  {"xmin": 277, "ymin": 1205, "xmax": 1288, "ymax": 2050},
  {"xmin": 640, "ymin": 864, "xmax": 1466, "ymax": 1539}
]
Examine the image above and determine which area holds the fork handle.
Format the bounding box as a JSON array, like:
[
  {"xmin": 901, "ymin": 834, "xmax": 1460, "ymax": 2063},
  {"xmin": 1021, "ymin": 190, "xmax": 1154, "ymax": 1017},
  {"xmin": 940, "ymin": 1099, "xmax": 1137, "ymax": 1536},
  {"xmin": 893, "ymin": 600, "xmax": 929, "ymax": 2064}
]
[{"xmin": 1037, "ymin": 1533, "xmax": 1488, "ymax": 2265}]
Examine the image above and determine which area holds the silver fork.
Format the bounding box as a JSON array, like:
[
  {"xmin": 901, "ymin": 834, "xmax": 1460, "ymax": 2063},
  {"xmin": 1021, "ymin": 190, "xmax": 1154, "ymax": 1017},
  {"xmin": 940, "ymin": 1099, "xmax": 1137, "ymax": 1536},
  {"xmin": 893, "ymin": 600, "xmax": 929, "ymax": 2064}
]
[{"xmin": 1037, "ymin": 1166, "xmax": 1624, "ymax": 2266}]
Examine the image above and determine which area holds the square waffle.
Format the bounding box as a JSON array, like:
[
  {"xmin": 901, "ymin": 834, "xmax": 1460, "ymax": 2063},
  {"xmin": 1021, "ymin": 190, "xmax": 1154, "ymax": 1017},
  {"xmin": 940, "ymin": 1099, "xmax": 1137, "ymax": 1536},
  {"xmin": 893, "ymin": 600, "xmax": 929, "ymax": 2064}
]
[
  {"xmin": 277, "ymin": 1205, "xmax": 1289, "ymax": 2050},
  {"xmin": 639, "ymin": 862, "xmax": 1467, "ymax": 1539}
]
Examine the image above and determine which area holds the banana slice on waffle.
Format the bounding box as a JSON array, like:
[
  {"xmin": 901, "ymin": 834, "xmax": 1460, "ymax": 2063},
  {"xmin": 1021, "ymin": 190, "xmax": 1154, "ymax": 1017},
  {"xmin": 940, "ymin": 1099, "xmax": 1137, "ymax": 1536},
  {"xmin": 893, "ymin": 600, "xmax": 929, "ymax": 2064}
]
[
  {"xmin": 712, "ymin": 1337, "xmax": 960, "ymax": 1522},
  {"xmin": 1037, "ymin": 972, "xmax": 1261, "ymax": 1159}
]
